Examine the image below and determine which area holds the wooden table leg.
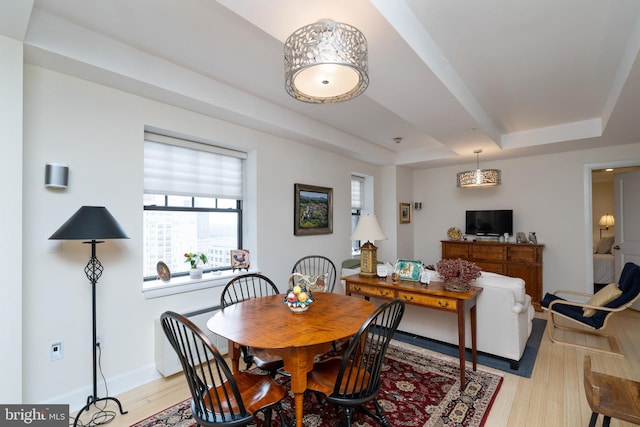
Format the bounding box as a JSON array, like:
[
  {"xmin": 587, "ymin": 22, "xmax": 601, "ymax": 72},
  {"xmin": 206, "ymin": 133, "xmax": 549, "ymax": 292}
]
[
  {"xmin": 275, "ymin": 343, "xmax": 331, "ymax": 426},
  {"xmin": 228, "ymin": 340, "xmax": 241, "ymax": 375},
  {"xmin": 457, "ymin": 304, "xmax": 466, "ymax": 390},
  {"xmin": 283, "ymin": 353, "xmax": 306, "ymax": 426},
  {"xmin": 470, "ymin": 302, "xmax": 478, "ymax": 371}
]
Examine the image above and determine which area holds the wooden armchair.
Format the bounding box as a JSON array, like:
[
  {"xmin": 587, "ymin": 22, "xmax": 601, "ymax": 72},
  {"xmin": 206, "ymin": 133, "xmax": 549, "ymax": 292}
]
[
  {"xmin": 583, "ymin": 355, "xmax": 640, "ymax": 426},
  {"xmin": 541, "ymin": 262, "xmax": 640, "ymax": 356}
]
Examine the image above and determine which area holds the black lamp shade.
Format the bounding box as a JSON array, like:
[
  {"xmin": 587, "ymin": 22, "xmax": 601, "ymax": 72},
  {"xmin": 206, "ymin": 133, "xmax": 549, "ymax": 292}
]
[{"xmin": 49, "ymin": 206, "xmax": 129, "ymax": 240}]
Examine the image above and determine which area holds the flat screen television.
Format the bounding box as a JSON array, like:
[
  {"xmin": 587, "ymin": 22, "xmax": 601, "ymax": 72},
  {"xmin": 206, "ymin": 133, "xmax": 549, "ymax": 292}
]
[{"xmin": 465, "ymin": 209, "xmax": 513, "ymax": 236}]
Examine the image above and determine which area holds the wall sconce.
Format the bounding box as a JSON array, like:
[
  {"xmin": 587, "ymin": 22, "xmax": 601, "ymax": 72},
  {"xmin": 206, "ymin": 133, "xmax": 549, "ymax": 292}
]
[
  {"xmin": 414, "ymin": 202, "xmax": 422, "ymax": 211},
  {"xmin": 45, "ymin": 163, "xmax": 69, "ymax": 189}
]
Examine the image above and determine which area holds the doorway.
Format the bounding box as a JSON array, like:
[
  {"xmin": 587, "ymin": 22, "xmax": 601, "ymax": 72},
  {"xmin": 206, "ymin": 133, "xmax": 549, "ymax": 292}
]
[{"xmin": 589, "ymin": 165, "xmax": 640, "ymax": 293}]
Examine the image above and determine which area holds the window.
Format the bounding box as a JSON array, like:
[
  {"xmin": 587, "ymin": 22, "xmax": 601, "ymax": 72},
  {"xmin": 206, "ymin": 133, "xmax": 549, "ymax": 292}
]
[
  {"xmin": 143, "ymin": 132, "xmax": 246, "ymax": 281},
  {"xmin": 351, "ymin": 175, "xmax": 364, "ymax": 254}
]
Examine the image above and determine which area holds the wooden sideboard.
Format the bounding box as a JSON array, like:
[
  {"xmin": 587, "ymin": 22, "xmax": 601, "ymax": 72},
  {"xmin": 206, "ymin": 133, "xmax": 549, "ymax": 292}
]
[{"xmin": 441, "ymin": 240, "xmax": 544, "ymax": 311}]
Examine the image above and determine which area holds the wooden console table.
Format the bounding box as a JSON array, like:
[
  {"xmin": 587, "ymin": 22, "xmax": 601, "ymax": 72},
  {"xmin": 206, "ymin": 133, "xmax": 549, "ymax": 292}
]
[
  {"xmin": 343, "ymin": 274, "xmax": 482, "ymax": 390},
  {"xmin": 442, "ymin": 240, "xmax": 544, "ymax": 311}
]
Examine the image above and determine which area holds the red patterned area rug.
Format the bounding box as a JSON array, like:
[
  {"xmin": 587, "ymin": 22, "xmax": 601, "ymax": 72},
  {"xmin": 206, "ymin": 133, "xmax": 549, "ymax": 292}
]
[{"xmin": 133, "ymin": 340, "xmax": 502, "ymax": 427}]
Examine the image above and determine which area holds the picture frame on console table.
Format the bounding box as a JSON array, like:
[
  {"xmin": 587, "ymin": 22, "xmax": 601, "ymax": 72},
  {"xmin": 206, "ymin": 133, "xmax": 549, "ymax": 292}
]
[
  {"xmin": 394, "ymin": 259, "xmax": 424, "ymax": 281},
  {"xmin": 294, "ymin": 183, "xmax": 333, "ymax": 236}
]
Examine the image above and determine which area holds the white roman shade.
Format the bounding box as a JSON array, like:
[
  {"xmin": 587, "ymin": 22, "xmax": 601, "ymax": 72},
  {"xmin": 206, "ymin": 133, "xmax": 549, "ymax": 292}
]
[
  {"xmin": 144, "ymin": 132, "xmax": 246, "ymax": 199},
  {"xmin": 351, "ymin": 176, "xmax": 364, "ymax": 210}
]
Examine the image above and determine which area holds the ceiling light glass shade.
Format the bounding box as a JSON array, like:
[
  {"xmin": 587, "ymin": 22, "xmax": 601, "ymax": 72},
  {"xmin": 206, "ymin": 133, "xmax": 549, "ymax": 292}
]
[
  {"xmin": 284, "ymin": 20, "xmax": 369, "ymax": 103},
  {"xmin": 598, "ymin": 214, "xmax": 615, "ymax": 228},
  {"xmin": 457, "ymin": 150, "xmax": 501, "ymax": 188}
]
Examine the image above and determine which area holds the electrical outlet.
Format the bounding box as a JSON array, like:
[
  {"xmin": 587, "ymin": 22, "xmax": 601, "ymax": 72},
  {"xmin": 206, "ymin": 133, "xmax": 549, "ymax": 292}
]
[{"xmin": 50, "ymin": 341, "xmax": 63, "ymax": 361}]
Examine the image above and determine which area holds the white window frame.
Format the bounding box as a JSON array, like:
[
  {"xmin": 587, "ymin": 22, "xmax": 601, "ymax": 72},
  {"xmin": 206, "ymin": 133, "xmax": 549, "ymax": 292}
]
[{"xmin": 142, "ymin": 132, "xmax": 251, "ymax": 299}]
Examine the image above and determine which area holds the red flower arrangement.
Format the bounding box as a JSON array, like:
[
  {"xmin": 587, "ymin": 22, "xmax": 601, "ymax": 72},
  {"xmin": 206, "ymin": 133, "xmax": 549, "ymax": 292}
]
[{"xmin": 436, "ymin": 258, "xmax": 481, "ymax": 291}]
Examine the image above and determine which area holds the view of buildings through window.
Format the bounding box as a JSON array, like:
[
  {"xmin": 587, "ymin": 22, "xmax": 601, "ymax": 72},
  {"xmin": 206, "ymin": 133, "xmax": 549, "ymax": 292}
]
[{"xmin": 143, "ymin": 194, "xmax": 241, "ymax": 279}]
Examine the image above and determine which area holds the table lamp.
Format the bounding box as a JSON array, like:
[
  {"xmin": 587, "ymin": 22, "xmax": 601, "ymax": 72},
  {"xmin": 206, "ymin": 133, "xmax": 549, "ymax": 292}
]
[
  {"xmin": 49, "ymin": 206, "xmax": 129, "ymax": 426},
  {"xmin": 351, "ymin": 214, "xmax": 387, "ymax": 276},
  {"xmin": 598, "ymin": 213, "xmax": 615, "ymax": 239}
]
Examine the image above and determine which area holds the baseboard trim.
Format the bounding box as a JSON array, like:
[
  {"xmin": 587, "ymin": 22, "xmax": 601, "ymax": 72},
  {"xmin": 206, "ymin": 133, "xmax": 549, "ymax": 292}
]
[{"xmin": 46, "ymin": 364, "xmax": 162, "ymax": 412}]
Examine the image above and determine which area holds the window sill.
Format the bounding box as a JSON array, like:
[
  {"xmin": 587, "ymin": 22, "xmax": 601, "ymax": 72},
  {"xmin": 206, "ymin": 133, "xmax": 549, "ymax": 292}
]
[{"xmin": 142, "ymin": 270, "xmax": 252, "ymax": 299}]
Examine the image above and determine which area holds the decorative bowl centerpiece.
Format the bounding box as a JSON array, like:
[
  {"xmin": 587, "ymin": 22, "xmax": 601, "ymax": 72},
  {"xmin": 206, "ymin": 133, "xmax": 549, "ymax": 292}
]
[
  {"xmin": 284, "ymin": 273, "xmax": 314, "ymax": 313},
  {"xmin": 435, "ymin": 258, "xmax": 481, "ymax": 292}
]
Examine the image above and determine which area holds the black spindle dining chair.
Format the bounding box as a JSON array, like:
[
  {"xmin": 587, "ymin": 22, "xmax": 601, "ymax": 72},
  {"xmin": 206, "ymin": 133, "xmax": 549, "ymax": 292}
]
[
  {"xmin": 220, "ymin": 273, "xmax": 285, "ymax": 377},
  {"xmin": 305, "ymin": 299, "xmax": 405, "ymax": 426},
  {"xmin": 160, "ymin": 311, "xmax": 288, "ymax": 426},
  {"xmin": 291, "ymin": 255, "xmax": 337, "ymax": 293}
]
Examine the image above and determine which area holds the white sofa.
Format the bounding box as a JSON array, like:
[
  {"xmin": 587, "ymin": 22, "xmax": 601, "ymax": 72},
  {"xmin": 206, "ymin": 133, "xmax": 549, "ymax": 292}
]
[{"xmin": 342, "ymin": 267, "xmax": 534, "ymax": 367}]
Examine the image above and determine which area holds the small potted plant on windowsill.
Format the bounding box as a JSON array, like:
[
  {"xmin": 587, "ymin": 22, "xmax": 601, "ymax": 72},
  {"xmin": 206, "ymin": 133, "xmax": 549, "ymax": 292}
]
[{"xmin": 184, "ymin": 252, "xmax": 208, "ymax": 279}]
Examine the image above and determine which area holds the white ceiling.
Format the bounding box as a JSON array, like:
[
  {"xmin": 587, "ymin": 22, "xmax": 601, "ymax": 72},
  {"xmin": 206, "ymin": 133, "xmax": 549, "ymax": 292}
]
[{"xmin": 4, "ymin": 0, "xmax": 640, "ymax": 168}]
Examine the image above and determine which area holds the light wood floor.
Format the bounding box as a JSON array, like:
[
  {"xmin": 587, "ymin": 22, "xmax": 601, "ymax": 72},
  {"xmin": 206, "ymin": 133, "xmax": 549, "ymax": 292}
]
[{"xmin": 73, "ymin": 310, "xmax": 640, "ymax": 427}]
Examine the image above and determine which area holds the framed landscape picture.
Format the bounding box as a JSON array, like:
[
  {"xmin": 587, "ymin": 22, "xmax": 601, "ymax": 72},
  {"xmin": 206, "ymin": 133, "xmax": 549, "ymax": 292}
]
[{"xmin": 294, "ymin": 183, "xmax": 333, "ymax": 236}]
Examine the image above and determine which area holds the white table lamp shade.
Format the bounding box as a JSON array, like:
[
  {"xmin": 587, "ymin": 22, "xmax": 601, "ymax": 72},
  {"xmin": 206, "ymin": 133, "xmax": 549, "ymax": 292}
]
[{"xmin": 351, "ymin": 214, "xmax": 387, "ymax": 241}]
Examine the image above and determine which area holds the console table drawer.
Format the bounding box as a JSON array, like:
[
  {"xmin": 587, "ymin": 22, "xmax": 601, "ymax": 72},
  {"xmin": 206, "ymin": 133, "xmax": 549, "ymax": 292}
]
[
  {"xmin": 397, "ymin": 291, "xmax": 457, "ymax": 311},
  {"xmin": 346, "ymin": 283, "xmax": 394, "ymax": 299}
]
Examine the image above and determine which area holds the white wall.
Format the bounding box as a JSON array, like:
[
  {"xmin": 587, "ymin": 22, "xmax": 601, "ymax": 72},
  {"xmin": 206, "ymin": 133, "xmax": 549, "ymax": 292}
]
[
  {"xmin": 22, "ymin": 65, "xmax": 384, "ymax": 408},
  {"xmin": 396, "ymin": 165, "xmax": 414, "ymax": 259},
  {"xmin": 412, "ymin": 145, "xmax": 640, "ymax": 298},
  {"xmin": 0, "ymin": 34, "xmax": 23, "ymax": 404},
  {"xmin": 377, "ymin": 165, "xmax": 398, "ymax": 264}
]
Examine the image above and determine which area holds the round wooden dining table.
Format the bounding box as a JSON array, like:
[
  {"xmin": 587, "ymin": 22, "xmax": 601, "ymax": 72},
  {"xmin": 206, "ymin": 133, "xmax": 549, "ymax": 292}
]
[{"xmin": 207, "ymin": 292, "xmax": 376, "ymax": 426}]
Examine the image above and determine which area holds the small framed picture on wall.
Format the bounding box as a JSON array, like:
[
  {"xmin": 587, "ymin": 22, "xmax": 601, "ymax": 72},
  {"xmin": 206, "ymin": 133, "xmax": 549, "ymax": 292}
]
[{"xmin": 399, "ymin": 203, "xmax": 411, "ymax": 224}]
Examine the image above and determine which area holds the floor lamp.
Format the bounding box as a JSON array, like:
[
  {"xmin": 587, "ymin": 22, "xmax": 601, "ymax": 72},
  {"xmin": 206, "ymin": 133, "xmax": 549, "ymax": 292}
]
[{"xmin": 49, "ymin": 206, "xmax": 129, "ymax": 426}]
